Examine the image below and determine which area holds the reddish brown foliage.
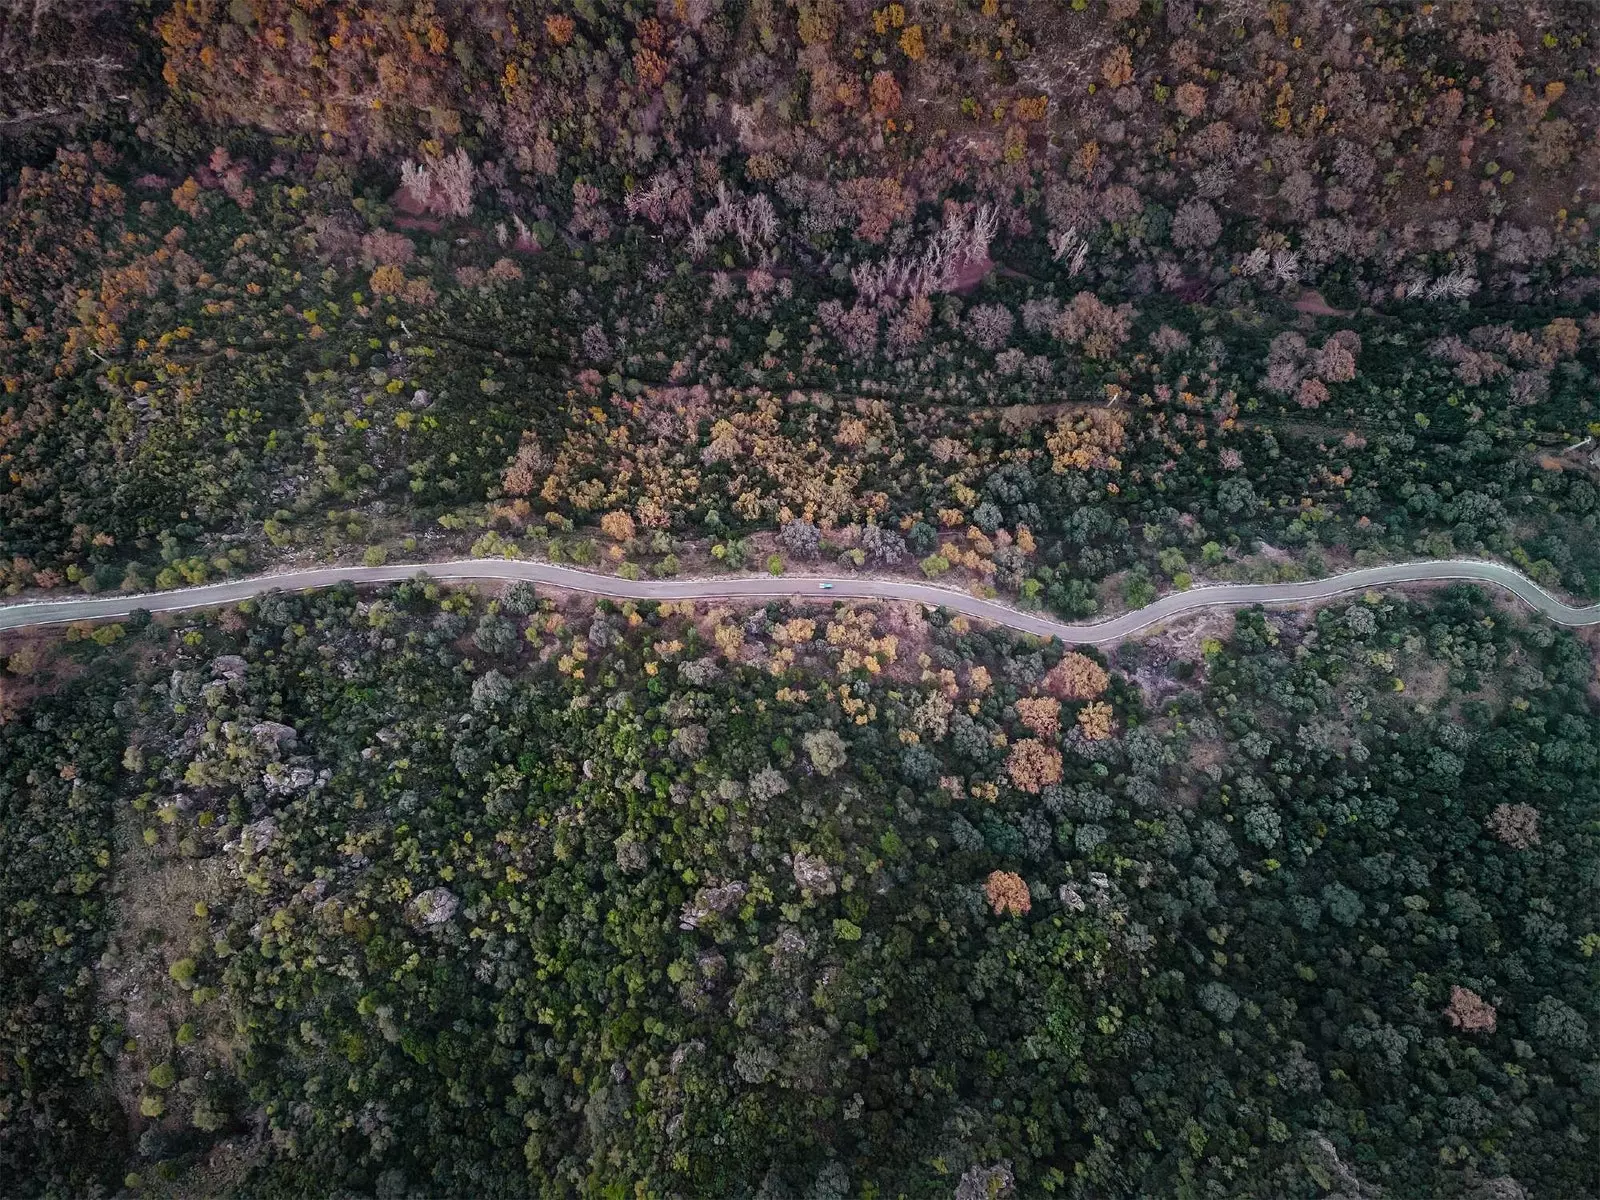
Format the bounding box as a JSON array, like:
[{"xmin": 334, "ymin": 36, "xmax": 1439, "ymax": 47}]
[
  {"xmin": 1077, "ymin": 702, "xmax": 1114, "ymax": 741},
  {"xmin": 985, "ymin": 871, "xmax": 1031, "ymax": 917},
  {"xmin": 1101, "ymin": 46, "xmax": 1133, "ymax": 88},
  {"xmin": 636, "ymin": 18, "xmax": 666, "ymax": 51},
  {"xmin": 869, "ymin": 71, "xmax": 902, "ymax": 116},
  {"xmin": 840, "ymin": 177, "xmax": 909, "ymax": 244},
  {"xmin": 545, "ymin": 14, "xmax": 575, "ymax": 45},
  {"xmin": 633, "ymin": 48, "xmax": 670, "ymax": 89},
  {"xmin": 1044, "ymin": 652, "xmax": 1109, "ymax": 701},
  {"xmin": 1015, "ymin": 696, "xmax": 1061, "ymax": 738},
  {"xmin": 1173, "ymin": 82, "xmax": 1207, "ymax": 119},
  {"xmin": 1006, "ymin": 738, "xmax": 1062, "ymax": 794},
  {"xmin": 1444, "ymin": 986, "xmax": 1497, "ymax": 1033}
]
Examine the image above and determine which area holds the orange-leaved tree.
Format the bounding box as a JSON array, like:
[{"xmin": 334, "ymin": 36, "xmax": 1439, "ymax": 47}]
[
  {"xmin": 1045, "ymin": 652, "xmax": 1109, "ymax": 700},
  {"xmin": 985, "ymin": 871, "xmax": 1031, "ymax": 917},
  {"xmin": 1006, "ymin": 738, "xmax": 1062, "ymax": 794}
]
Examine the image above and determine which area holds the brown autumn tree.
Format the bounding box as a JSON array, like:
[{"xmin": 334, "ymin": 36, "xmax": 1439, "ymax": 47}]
[
  {"xmin": 1006, "ymin": 738, "xmax": 1063, "ymax": 794},
  {"xmin": 1173, "ymin": 82, "xmax": 1207, "ymax": 119},
  {"xmin": 545, "ymin": 14, "xmax": 575, "ymax": 45},
  {"xmin": 1014, "ymin": 696, "xmax": 1061, "ymax": 738},
  {"xmin": 868, "ymin": 70, "xmax": 902, "ymax": 117},
  {"xmin": 985, "ymin": 871, "xmax": 1031, "ymax": 917},
  {"xmin": 1077, "ymin": 702, "xmax": 1114, "ymax": 741},
  {"xmin": 1444, "ymin": 985, "xmax": 1497, "ymax": 1033},
  {"xmin": 1101, "ymin": 46, "xmax": 1134, "ymax": 88},
  {"xmin": 369, "ymin": 264, "xmax": 405, "ymax": 296},
  {"xmin": 1316, "ymin": 340, "xmax": 1358, "ymax": 383},
  {"xmin": 633, "ymin": 48, "xmax": 670, "ymax": 89},
  {"xmin": 600, "ymin": 510, "xmax": 637, "ymax": 543},
  {"xmin": 1044, "ymin": 652, "xmax": 1109, "ymax": 700}
]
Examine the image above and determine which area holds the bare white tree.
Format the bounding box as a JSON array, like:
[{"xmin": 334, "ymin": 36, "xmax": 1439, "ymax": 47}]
[
  {"xmin": 967, "ymin": 202, "xmax": 999, "ymax": 261},
  {"xmin": 683, "ymin": 184, "xmax": 779, "ymax": 262},
  {"xmin": 432, "ymin": 148, "xmax": 475, "ymax": 218},
  {"xmin": 850, "ymin": 204, "xmax": 999, "ymax": 301},
  {"xmin": 399, "ymin": 159, "xmax": 431, "ymax": 201},
  {"xmin": 1429, "ymin": 271, "xmax": 1479, "ymax": 300},
  {"xmin": 1049, "ymin": 226, "xmax": 1090, "ymax": 275},
  {"xmin": 624, "ymin": 172, "xmax": 675, "ymax": 222},
  {"xmin": 398, "ymin": 149, "xmax": 475, "ymax": 219}
]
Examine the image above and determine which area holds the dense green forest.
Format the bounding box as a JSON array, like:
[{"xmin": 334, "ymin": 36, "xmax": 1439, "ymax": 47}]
[
  {"xmin": 2, "ymin": 580, "xmax": 1595, "ymax": 1196},
  {"xmin": 0, "ymin": 669, "xmax": 130, "ymax": 1190}
]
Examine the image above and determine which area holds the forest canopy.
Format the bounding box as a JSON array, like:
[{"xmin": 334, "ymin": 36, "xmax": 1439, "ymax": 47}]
[
  {"xmin": 2, "ymin": 579, "xmax": 1597, "ymax": 1197},
  {"xmin": 1, "ymin": 1, "xmax": 1598, "ymax": 1196},
  {"xmin": 0, "ymin": 0, "xmax": 1595, "ymax": 607}
]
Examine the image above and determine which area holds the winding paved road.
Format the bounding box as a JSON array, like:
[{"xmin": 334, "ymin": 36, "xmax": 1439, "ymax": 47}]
[{"xmin": 1, "ymin": 558, "xmax": 1597, "ymax": 644}]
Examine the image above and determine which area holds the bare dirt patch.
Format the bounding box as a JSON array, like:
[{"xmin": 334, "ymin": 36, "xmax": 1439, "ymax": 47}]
[
  {"xmin": 1291, "ymin": 289, "xmax": 1355, "ymax": 317},
  {"xmin": 1398, "ymin": 655, "xmax": 1452, "ymax": 712},
  {"xmin": 1130, "ymin": 609, "xmax": 1237, "ymax": 663},
  {"xmin": 949, "ymin": 254, "xmax": 995, "ymax": 293},
  {"xmin": 100, "ymin": 836, "xmax": 226, "ymax": 1138}
]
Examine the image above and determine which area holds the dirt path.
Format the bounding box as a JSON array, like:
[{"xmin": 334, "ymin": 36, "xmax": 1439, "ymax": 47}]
[{"xmin": 4, "ymin": 559, "xmax": 1598, "ymax": 643}]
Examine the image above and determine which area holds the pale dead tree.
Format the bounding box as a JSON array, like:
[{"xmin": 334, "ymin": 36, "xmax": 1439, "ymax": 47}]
[
  {"xmin": 1400, "ymin": 270, "xmax": 1479, "ymax": 302},
  {"xmin": 851, "ymin": 204, "xmax": 998, "ymax": 301},
  {"xmin": 729, "ymin": 191, "xmax": 777, "ymax": 256},
  {"xmin": 684, "ymin": 184, "xmax": 778, "ymax": 261},
  {"xmin": 431, "ymin": 149, "xmax": 475, "ymax": 218},
  {"xmin": 850, "ymin": 260, "xmax": 885, "ymax": 302},
  {"xmin": 1271, "ymin": 249, "xmax": 1301, "ymax": 285},
  {"xmin": 1444, "ymin": 985, "xmax": 1498, "ymax": 1033},
  {"xmin": 727, "ymin": 101, "xmax": 760, "ymax": 146},
  {"xmin": 851, "ymin": 255, "xmax": 922, "ymax": 302},
  {"xmin": 688, "ymin": 188, "xmax": 734, "ymax": 256},
  {"xmin": 1486, "ymin": 802, "xmax": 1540, "ymax": 850},
  {"xmin": 624, "ymin": 172, "xmax": 676, "ymax": 222},
  {"xmin": 1239, "ymin": 247, "xmax": 1270, "ymax": 277},
  {"xmin": 968, "ymin": 202, "xmax": 999, "ymax": 260},
  {"xmin": 1430, "ymin": 271, "xmax": 1479, "ymax": 300},
  {"xmin": 399, "ymin": 159, "xmax": 431, "ymax": 200},
  {"xmin": 851, "ymin": 255, "xmax": 919, "ymax": 302},
  {"xmin": 745, "ymin": 193, "xmax": 778, "ymax": 246},
  {"xmin": 1049, "ymin": 226, "xmax": 1091, "ymax": 275},
  {"xmin": 399, "ymin": 149, "xmax": 476, "ymax": 219}
]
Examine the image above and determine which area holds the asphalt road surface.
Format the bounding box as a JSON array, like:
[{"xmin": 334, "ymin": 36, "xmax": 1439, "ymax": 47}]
[{"xmin": 2, "ymin": 558, "xmax": 1597, "ymax": 644}]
